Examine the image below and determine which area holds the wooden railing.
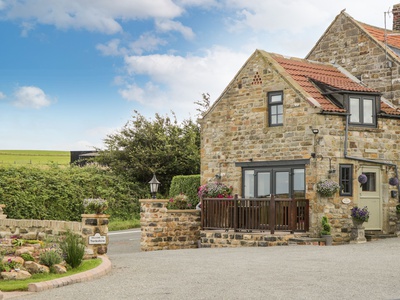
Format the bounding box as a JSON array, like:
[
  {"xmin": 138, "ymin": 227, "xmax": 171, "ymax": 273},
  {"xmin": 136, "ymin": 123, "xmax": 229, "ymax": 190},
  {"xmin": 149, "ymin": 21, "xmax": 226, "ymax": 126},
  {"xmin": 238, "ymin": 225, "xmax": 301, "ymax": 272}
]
[{"xmin": 201, "ymin": 194, "xmax": 309, "ymax": 234}]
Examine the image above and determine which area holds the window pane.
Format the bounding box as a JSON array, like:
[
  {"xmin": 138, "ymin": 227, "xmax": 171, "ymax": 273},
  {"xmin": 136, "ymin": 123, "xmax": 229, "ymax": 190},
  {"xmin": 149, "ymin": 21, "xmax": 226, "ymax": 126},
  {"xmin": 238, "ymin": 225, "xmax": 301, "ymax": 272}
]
[
  {"xmin": 350, "ymin": 97, "xmax": 360, "ymax": 123},
  {"xmin": 362, "ymin": 172, "xmax": 376, "ymax": 192},
  {"xmin": 363, "ymin": 99, "xmax": 373, "ymax": 124},
  {"xmin": 244, "ymin": 170, "xmax": 254, "ymax": 198},
  {"xmin": 340, "ymin": 164, "xmax": 353, "ymax": 196},
  {"xmin": 277, "ymin": 105, "xmax": 283, "ymax": 114},
  {"xmin": 277, "ymin": 114, "xmax": 283, "ymax": 124},
  {"xmin": 293, "ymin": 169, "xmax": 305, "ymax": 198},
  {"xmin": 257, "ymin": 172, "xmax": 271, "ymax": 197},
  {"xmin": 271, "ymin": 106, "xmax": 277, "ymax": 114},
  {"xmin": 275, "ymin": 171, "xmax": 289, "ymax": 197},
  {"xmin": 270, "ymin": 94, "xmax": 282, "ymax": 103}
]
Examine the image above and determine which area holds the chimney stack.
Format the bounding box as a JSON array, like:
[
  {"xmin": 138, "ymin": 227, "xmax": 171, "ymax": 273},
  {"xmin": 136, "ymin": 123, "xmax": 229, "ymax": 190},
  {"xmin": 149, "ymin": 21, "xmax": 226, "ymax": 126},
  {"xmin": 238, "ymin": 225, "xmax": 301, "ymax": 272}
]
[{"xmin": 393, "ymin": 4, "xmax": 400, "ymax": 31}]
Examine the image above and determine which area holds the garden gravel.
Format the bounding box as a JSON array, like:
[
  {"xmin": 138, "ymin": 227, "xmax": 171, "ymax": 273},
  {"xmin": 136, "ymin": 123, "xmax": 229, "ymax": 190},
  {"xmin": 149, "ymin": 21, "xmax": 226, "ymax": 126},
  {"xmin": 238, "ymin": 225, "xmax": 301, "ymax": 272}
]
[{"xmin": 10, "ymin": 237, "xmax": 400, "ymax": 300}]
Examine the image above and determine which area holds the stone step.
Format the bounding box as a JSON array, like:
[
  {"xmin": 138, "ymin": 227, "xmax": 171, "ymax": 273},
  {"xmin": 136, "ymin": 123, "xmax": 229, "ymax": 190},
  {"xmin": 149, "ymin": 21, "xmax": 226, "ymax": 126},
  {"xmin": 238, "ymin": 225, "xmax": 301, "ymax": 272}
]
[
  {"xmin": 365, "ymin": 233, "xmax": 397, "ymax": 241},
  {"xmin": 288, "ymin": 237, "xmax": 326, "ymax": 246}
]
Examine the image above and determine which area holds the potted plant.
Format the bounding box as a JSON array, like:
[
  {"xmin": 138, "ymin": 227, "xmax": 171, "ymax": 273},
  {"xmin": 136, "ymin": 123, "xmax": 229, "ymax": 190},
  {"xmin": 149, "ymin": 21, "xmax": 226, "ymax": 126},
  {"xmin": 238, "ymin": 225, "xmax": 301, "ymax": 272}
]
[
  {"xmin": 350, "ymin": 206, "xmax": 369, "ymax": 228},
  {"xmin": 83, "ymin": 198, "xmax": 108, "ymax": 214},
  {"xmin": 167, "ymin": 193, "xmax": 192, "ymax": 210},
  {"xmin": 320, "ymin": 216, "xmax": 332, "ymax": 246},
  {"xmin": 316, "ymin": 179, "xmax": 340, "ymax": 197},
  {"xmin": 396, "ymin": 204, "xmax": 400, "ymax": 218}
]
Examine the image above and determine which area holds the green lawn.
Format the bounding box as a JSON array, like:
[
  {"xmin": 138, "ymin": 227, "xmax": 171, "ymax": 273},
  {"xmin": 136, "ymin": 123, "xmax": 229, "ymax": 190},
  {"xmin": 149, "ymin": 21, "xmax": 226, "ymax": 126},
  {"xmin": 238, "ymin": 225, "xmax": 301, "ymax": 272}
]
[
  {"xmin": 0, "ymin": 150, "xmax": 70, "ymax": 166},
  {"xmin": 0, "ymin": 258, "xmax": 102, "ymax": 291}
]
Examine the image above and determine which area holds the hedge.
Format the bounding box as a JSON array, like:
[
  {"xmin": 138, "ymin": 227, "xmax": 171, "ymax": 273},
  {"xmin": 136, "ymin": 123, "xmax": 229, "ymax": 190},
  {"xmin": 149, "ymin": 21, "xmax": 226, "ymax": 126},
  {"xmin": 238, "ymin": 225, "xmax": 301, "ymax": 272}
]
[
  {"xmin": 169, "ymin": 175, "xmax": 200, "ymax": 207},
  {"xmin": 0, "ymin": 165, "xmax": 147, "ymax": 221}
]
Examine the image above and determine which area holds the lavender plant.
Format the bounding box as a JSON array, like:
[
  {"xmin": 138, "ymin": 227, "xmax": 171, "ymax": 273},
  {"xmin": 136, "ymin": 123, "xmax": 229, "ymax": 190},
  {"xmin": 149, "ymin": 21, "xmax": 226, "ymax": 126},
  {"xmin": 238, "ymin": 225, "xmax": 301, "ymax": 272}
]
[{"xmin": 350, "ymin": 206, "xmax": 369, "ymax": 222}]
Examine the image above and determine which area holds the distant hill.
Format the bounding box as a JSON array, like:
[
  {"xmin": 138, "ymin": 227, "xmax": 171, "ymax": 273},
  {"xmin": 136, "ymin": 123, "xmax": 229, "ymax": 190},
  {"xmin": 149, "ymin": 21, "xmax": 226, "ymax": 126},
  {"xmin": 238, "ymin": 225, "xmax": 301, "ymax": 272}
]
[{"xmin": 0, "ymin": 150, "xmax": 70, "ymax": 166}]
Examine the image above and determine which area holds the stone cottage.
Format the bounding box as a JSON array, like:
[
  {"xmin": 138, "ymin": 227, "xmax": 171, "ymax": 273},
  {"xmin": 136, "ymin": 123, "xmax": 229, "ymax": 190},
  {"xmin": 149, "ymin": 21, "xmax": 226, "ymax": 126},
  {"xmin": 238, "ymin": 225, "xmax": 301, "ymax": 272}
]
[
  {"xmin": 199, "ymin": 50, "xmax": 400, "ymax": 243},
  {"xmin": 307, "ymin": 6, "xmax": 400, "ymax": 106}
]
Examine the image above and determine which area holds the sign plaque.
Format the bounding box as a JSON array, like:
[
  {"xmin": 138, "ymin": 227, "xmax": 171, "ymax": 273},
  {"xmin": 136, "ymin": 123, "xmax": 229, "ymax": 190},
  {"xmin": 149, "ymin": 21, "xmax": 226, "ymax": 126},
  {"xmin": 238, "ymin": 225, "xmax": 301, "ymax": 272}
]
[{"xmin": 89, "ymin": 233, "xmax": 107, "ymax": 245}]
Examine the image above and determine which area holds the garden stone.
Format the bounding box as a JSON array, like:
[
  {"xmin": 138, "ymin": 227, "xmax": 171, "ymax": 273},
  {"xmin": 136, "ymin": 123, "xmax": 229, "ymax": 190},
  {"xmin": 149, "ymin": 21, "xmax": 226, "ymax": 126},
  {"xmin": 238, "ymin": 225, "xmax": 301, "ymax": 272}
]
[
  {"xmin": 2, "ymin": 256, "xmax": 24, "ymax": 265},
  {"xmin": 15, "ymin": 246, "xmax": 35, "ymax": 256},
  {"xmin": 1, "ymin": 270, "xmax": 31, "ymax": 280},
  {"xmin": 53, "ymin": 264, "xmax": 67, "ymax": 274},
  {"xmin": 24, "ymin": 261, "xmax": 50, "ymax": 274},
  {"xmin": 21, "ymin": 232, "xmax": 38, "ymax": 240}
]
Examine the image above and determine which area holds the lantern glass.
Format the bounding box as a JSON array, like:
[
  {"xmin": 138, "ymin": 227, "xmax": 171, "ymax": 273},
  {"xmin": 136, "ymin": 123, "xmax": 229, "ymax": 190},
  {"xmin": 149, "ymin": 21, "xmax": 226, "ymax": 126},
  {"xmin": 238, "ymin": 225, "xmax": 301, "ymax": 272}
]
[{"xmin": 148, "ymin": 174, "xmax": 160, "ymax": 197}]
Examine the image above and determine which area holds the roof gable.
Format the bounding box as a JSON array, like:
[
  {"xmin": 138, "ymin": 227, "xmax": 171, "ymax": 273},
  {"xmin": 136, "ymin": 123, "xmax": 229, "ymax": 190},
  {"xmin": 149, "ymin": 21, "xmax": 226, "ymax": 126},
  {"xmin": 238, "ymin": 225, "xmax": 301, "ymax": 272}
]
[{"xmin": 264, "ymin": 52, "xmax": 379, "ymax": 113}]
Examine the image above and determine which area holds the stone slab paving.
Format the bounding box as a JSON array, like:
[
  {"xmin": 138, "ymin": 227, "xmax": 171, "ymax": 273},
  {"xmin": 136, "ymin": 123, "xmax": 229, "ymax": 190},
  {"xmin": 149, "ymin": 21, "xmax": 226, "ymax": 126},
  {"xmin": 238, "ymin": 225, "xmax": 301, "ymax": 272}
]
[{"xmin": 5, "ymin": 237, "xmax": 400, "ymax": 300}]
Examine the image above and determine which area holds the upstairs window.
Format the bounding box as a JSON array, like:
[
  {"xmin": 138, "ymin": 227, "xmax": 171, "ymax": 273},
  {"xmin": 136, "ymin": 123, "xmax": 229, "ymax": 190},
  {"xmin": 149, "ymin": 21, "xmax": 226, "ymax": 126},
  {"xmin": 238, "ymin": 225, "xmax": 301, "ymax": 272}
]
[
  {"xmin": 268, "ymin": 91, "xmax": 283, "ymax": 126},
  {"xmin": 348, "ymin": 96, "xmax": 376, "ymax": 127}
]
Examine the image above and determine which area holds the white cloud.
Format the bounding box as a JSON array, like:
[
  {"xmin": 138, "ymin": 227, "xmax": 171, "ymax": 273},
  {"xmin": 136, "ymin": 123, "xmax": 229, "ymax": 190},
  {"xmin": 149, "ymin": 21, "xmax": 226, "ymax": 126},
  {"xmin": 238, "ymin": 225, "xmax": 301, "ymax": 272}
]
[
  {"xmin": 0, "ymin": 91, "xmax": 5, "ymax": 99},
  {"xmin": 129, "ymin": 33, "xmax": 167, "ymax": 55},
  {"xmin": 120, "ymin": 46, "xmax": 249, "ymax": 116},
  {"xmin": 12, "ymin": 86, "xmax": 53, "ymax": 109},
  {"xmin": 155, "ymin": 19, "xmax": 195, "ymax": 40},
  {"xmin": 2, "ymin": 0, "xmax": 183, "ymax": 34},
  {"xmin": 96, "ymin": 39, "xmax": 127, "ymax": 56}
]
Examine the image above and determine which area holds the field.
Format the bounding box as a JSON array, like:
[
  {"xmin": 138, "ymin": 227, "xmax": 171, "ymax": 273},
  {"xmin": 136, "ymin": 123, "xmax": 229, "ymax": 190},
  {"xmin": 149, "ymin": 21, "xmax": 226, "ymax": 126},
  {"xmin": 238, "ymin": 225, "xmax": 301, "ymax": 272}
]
[{"xmin": 0, "ymin": 150, "xmax": 70, "ymax": 166}]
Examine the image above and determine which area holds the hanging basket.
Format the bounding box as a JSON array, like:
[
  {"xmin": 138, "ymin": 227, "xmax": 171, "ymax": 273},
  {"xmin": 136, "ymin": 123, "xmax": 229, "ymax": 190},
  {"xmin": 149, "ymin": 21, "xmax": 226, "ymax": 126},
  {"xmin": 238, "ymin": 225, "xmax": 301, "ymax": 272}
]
[
  {"xmin": 358, "ymin": 174, "xmax": 368, "ymax": 184},
  {"xmin": 389, "ymin": 177, "xmax": 399, "ymax": 186}
]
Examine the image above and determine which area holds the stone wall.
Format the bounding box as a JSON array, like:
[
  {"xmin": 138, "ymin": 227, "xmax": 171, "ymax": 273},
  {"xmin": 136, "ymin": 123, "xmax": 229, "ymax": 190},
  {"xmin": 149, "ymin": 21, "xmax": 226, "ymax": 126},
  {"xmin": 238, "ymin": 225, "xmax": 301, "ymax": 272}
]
[
  {"xmin": 0, "ymin": 219, "xmax": 81, "ymax": 240},
  {"xmin": 140, "ymin": 199, "xmax": 201, "ymax": 251},
  {"xmin": 201, "ymin": 231, "xmax": 326, "ymax": 247},
  {"xmin": 307, "ymin": 12, "xmax": 400, "ymax": 106},
  {"xmin": 0, "ymin": 213, "xmax": 109, "ymax": 256}
]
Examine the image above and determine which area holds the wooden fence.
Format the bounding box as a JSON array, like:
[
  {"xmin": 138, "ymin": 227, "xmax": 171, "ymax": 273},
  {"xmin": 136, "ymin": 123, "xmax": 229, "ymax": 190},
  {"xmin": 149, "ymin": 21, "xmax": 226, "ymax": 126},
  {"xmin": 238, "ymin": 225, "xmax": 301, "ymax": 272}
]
[{"xmin": 201, "ymin": 194, "xmax": 309, "ymax": 234}]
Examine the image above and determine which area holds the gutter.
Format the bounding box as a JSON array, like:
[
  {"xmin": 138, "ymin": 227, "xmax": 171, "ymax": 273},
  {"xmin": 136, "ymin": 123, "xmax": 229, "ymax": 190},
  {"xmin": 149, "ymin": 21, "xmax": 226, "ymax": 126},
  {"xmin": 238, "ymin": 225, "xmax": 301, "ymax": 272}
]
[{"xmin": 343, "ymin": 114, "xmax": 400, "ymax": 198}]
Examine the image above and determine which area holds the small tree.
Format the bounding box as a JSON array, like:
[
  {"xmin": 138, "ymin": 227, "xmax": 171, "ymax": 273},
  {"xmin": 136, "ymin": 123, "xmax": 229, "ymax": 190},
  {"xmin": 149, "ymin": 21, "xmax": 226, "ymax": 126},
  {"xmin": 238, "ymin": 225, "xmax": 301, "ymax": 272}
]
[{"xmin": 321, "ymin": 216, "xmax": 331, "ymax": 235}]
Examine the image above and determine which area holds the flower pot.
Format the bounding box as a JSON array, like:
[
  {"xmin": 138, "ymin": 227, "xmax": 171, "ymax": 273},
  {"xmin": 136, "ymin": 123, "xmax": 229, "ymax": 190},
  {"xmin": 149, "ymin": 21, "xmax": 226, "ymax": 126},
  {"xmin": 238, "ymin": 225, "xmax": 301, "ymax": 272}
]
[
  {"xmin": 352, "ymin": 218, "xmax": 364, "ymax": 229},
  {"xmin": 321, "ymin": 234, "xmax": 333, "ymax": 246}
]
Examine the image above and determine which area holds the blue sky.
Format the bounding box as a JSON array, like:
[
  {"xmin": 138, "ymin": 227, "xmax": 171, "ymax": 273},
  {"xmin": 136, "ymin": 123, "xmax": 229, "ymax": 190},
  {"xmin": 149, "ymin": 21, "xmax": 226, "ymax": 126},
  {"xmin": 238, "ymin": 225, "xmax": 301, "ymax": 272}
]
[{"xmin": 0, "ymin": 0, "xmax": 397, "ymax": 150}]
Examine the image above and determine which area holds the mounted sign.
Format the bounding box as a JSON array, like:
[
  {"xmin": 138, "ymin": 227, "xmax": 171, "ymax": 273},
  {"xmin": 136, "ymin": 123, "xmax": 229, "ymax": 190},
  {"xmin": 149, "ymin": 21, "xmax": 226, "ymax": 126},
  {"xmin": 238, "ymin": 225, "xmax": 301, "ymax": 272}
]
[
  {"xmin": 88, "ymin": 233, "xmax": 107, "ymax": 245},
  {"xmin": 342, "ymin": 198, "xmax": 351, "ymax": 204}
]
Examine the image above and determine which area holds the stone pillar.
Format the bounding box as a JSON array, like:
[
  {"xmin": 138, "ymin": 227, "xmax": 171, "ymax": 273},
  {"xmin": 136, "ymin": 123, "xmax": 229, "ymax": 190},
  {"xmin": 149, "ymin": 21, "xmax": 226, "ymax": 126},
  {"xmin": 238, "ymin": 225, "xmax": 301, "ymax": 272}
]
[
  {"xmin": 140, "ymin": 199, "xmax": 201, "ymax": 251},
  {"xmin": 81, "ymin": 214, "xmax": 109, "ymax": 256},
  {"xmin": 140, "ymin": 199, "xmax": 168, "ymax": 251},
  {"xmin": 350, "ymin": 227, "xmax": 366, "ymax": 244}
]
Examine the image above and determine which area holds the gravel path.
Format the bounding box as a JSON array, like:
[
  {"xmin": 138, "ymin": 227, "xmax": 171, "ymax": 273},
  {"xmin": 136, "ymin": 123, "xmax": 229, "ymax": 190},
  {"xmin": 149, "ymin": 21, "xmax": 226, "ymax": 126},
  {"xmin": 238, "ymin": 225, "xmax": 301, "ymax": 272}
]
[{"xmin": 8, "ymin": 237, "xmax": 400, "ymax": 300}]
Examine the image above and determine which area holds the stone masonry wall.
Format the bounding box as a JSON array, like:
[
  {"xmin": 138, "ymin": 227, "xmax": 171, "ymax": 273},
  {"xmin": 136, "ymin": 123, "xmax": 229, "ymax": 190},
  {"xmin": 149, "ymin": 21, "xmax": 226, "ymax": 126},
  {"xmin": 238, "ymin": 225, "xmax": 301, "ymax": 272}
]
[
  {"xmin": 307, "ymin": 12, "xmax": 400, "ymax": 106},
  {"xmin": 0, "ymin": 219, "xmax": 81, "ymax": 240},
  {"xmin": 140, "ymin": 199, "xmax": 201, "ymax": 251},
  {"xmin": 199, "ymin": 50, "xmax": 400, "ymax": 243}
]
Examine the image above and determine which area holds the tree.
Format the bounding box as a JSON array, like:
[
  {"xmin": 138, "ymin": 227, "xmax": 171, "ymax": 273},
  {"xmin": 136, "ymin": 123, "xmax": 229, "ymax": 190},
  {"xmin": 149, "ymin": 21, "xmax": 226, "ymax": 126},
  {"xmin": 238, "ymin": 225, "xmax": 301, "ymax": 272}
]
[
  {"xmin": 98, "ymin": 111, "xmax": 200, "ymax": 195},
  {"xmin": 194, "ymin": 93, "xmax": 210, "ymax": 117}
]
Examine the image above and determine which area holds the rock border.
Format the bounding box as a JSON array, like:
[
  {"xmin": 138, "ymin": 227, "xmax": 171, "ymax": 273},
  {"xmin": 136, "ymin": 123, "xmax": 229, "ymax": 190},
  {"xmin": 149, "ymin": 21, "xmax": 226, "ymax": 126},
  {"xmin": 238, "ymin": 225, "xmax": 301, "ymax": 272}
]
[{"xmin": 0, "ymin": 255, "xmax": 111, "ymax": 299}]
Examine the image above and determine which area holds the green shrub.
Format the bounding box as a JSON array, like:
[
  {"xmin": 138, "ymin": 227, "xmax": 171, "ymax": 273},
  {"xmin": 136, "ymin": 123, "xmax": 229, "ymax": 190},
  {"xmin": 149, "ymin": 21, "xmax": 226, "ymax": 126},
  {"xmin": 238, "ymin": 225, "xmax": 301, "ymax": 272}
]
[
  {"xmin": 20, "ymin": 253, "xmax": 35, "ymax": 262},
  {"xmin": 321, "ymin": 216, "xmax": 331, "ymax": 235},
  {"xmin": 60, "ymin": 231, "xmax": 85, "ymax": 268},
  {"xmin": 169, "ymin": 175, "xmax": 200, "ymax": 207},
  {"xmin": 39, "ymin": 250, "xmax": 62, "ymax": 267},
  {"xmin": 0, "ymin": 165, "xmax": 144, "ymax": 221}
]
